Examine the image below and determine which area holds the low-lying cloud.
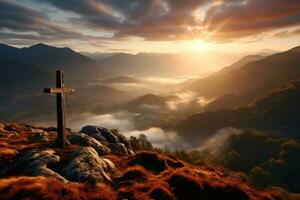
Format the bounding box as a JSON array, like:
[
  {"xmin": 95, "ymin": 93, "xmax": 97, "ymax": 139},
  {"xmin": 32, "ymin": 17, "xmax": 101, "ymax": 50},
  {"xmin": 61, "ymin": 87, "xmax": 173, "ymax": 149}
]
[
  {"xmin": 167, "ymin": 91, "xmax": 214, "ymax": 110},
  {"xmin": 35, "ymin": 110, "xmax": 243, "ymax": 152},
  {"xmin": 68, "ymin": 112, "xmax": 136, "ymax": 132},
  {"xmin": 124, "ymin": 127, "xmax": 188, "ymax": 151},
  {"xmin": 67, "ymin": 111, "xmax": 188, "ymax": 150},
  {"xmin": 197, "ymin": 128, "xmax": 242, "ymax": 153},
  {"xmin": 144, "ymin": 76, "xmax": 195, "ymax": 85}
]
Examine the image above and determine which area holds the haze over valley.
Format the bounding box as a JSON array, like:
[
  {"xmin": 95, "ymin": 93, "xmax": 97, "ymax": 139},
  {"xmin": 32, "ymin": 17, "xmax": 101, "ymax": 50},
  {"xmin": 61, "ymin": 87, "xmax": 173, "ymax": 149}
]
[
  {"xmin": 1, "ymin": 0, "xmax": 300, "ymax": 199},
  {"xmin": 3, "ymin": 42, "xmax": 300, "ymax": 151}
]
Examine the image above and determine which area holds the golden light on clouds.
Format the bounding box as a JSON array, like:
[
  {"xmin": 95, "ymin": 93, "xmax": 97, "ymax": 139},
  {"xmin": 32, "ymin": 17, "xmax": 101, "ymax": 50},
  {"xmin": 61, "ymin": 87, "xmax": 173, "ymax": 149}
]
[
  {"xmin": 187, "ymin": 39, "xmax": 213, "ymax": 51},
  {"xmin": 1, "ymin": 0, "xmax": 300, "ymax": 53}
]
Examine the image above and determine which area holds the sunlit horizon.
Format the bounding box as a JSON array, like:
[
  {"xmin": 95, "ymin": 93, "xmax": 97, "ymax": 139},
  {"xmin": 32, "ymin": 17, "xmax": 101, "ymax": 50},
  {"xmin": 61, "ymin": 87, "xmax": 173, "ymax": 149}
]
[{"xmin": 1, "ymin": 0, "xmax": 300, "ymax": 54}]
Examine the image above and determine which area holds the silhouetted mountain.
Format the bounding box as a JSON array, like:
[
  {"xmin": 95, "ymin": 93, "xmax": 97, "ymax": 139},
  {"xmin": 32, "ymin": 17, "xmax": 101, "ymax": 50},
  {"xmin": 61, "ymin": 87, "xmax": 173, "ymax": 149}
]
[
  {"xmin": 256, "ymin": 48, "xmax": 279, "ymax": 56},
  {"xmin": 0, "ymin": 43, "xmax": 105, "ymax": 80},
  {"xmin": 0, "ymin": 60, "xmax": 52, "ymax": 92},
  {"xmin": 177, "ymin": 79, "xmax": 300, "ymax": 143},
  {"xmin": 81, "ymin": 51, "xmax": 116, "ymax": 62},
  {"xmin": 100, "ymin": 52, "xmax": 240, "ymax": 77},
  {"xmin": 101, "ymin": 53, "xmax": 173, "ymax": 76},
  {"xmin": 202, "ymin": 94, "xmax": 243, "ymax": 112},
  {"xmin": 217, "ymin": 54, "xmax": 265, "ymax": 75},
  {"xmin": 287, "ymin": 46, "xmax": 300, "ymax": 53},
  {"xmin": 181, "ymin": 46, "xmax": 300, "ymax": 110}
]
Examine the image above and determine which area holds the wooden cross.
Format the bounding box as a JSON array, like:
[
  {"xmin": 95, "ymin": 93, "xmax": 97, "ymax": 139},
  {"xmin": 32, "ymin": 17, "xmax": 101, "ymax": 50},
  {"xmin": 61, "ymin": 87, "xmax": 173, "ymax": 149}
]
[{"xmin": 44, "ymin": 70, "xmax": 75, "ymax": 148}]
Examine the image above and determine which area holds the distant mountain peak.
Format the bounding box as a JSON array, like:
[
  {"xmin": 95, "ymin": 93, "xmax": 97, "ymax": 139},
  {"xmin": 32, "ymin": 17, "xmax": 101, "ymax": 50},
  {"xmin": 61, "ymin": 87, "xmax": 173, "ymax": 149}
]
[
  {"xmin": 288, "ymin": 46, "xmax": 300, "ymax": 52},
  {"xmin": 28, "ymin": 43, "xmax": 73, "ymax": 52},
  {"xmin": 0, "ymin": 43, "xmax": 15, "ymax": 48},
  {"xmin": 29, "ymin": 43, "xmax": 50, "ymax": 48}
]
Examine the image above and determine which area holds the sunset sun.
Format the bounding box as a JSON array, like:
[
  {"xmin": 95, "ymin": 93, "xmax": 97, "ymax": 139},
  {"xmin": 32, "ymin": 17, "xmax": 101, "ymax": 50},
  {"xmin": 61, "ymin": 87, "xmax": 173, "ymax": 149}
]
[
  {"xmin": 1, "ymin": 0, "xmax": 300, "ymax": 199},
  {"xmin": 191, "ymin": 39, "xmax": 212, "ymax": 51}
]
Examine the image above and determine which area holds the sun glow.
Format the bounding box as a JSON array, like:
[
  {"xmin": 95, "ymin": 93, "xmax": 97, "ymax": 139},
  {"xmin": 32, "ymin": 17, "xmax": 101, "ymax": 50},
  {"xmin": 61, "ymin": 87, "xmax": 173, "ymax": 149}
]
[{"xmin": 188, "ymin": 39, "xmax": 213, "ymax": 51}]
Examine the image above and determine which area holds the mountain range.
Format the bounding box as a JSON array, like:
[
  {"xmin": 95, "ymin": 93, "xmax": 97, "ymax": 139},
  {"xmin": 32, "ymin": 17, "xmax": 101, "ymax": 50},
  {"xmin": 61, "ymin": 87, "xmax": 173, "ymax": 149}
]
[
  {"xmin": 2, "ymin": 42, "xmax": 300, "ymax": 145},
  {"xmin": 0, "ymin": 43, "xmax": 105, "ymax": 83},
  {"xmin": 85, "ymin": 50, "xmax": 246, "ymax": 77},
  {"xmin": 181, "ymin": 46, "xmax": 300, "ymax": 108},
  {"xmin": 176, "ymin": 46, "xmax": 300, "ymax": 144}
]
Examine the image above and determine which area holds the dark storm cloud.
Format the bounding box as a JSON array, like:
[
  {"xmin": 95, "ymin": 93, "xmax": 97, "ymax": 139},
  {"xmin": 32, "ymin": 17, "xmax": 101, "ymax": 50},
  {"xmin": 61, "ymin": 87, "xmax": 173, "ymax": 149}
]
[
  {"xmin": 36, "ymin": 0, "xmax": 210, "ymax": 40},
  {"xmin": 203, "ymin": 0, "xmax": 300, "ymax": 41},
  {"xmin": 35, "ymin": 0, "xmax": 300, "ymax": 41},
  {"xmin": 0, "ymin": 0, "xmax": 99, "ymax": 43},
  {"xmin": 1, "ymin": 0, "xmax": 300, "ymax": 44}
]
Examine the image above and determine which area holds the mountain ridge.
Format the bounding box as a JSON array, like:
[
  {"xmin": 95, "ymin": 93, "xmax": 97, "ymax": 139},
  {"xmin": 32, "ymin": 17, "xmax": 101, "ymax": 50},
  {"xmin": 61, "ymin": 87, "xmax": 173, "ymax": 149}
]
[
  {"xmin": 177, "ymin": 78, "xmax": 300, "ymax": 144},
  {"xmin": 0, "ymin": 43, "xmax": 106, "ymax": 80},
  {"xmin": 181, "ymin": 46, "xmax": 300, "ymax": 108}
]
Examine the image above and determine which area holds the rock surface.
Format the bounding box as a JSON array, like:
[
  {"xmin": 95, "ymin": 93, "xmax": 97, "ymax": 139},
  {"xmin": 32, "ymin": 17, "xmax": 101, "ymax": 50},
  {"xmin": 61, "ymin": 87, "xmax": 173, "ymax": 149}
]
[
  {"xmin": 28, "ymin": 130, "xmax": 49, "ymax": 142},
  {"xmin": 108, "ymin": 143, "xmax": 128, "ymax": 155},
  {"xmin": 0, "ymin": 122, "xmax": 5, "ymax": 131},
  {"xmin": 81, "ymin": 126, "xmax": 119, "ymax": 143},
  {"xmin": 99, "ymin": 128, "xmax": 119, "ymax": 143},
  {"xmin": 0, "ymin": 122, "xmax": 283, "ymax": 200},
  {"xmin": 80, "ymin": 125, "xmax": 133, "ymax": 155},
  {"xmin": 68, "ymin": 133, "xmax": 110, "ymax": 155},
  {"xmin": 62, "ymin": 147, "xmax": 115, "ymax": 184},
  {"xmin": 0, "ymin": 149, "xmax": 66, "ymax": 182}
]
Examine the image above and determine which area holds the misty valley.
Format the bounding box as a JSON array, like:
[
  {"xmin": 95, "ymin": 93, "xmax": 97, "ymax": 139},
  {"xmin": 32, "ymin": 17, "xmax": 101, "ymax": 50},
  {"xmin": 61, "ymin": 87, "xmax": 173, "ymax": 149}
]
[
  {"xmin": 1, "ymin": 43, "xmax": 300, "ymax": 198},
  {"xmin": 2, "ymin": 1, "xmax": 300, "ymax": 199}
]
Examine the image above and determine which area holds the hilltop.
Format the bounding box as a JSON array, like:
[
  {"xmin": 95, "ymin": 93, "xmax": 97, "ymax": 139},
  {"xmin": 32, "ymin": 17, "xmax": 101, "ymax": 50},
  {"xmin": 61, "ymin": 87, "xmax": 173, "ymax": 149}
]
[{"xmin": 0, "ymin": 122, "xmax": 283, "ymax": 200}]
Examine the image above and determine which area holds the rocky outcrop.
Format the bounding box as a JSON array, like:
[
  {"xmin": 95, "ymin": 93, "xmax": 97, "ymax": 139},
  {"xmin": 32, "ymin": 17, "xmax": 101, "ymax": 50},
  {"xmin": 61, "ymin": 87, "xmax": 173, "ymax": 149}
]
[
  {"xmin": 111, "ymin": 129, "xmax": 133, "ymax": 150},
  {"xmin": 80, "ymin": 126, "xmax": 133, "ymax": 155},
  {"xmin": 0, "ymin": 122, "xmax": 5, "ymax": 132},
  {"xmin": 0, "ymin": 131, "xmax": 19, "ymax": 138},
  {"xmin": 81, "ymin": 126, "xmax": 119, "ymax": 143},
  {"xmin": 0, "ymin": 122, "xmax": 284, "ymax": 200},
  {"xmin": 108, "ymin": 143, "xmax": 128, "ymax": 155},
  {"xmin": 0, "ymin": 122, "xmax": 19, "ymax": 138},
  {"xmin": 99, "ymin": 128, "xmax": 119, "ymax": 143},
  {"xmin": 0, "ymin": 146, "xmax": 116, "ymax": 184},
  {"xmin": 62, "ymin": 147, "xmax": 115, "ymax": 184},
  {"xmin": 68, "ymin": 133, "xmax": 110, "ymax": 155},
  {"xmin": 28, "ymin": 129, "xmax": 49, "ymax": 142},
  {"xmin": 0, "ymin": 149, "xmax": 66, "ymax": 182},
  {"xmin": 80, "ymin": 126, "xmax": 107, "ymax": 142}
]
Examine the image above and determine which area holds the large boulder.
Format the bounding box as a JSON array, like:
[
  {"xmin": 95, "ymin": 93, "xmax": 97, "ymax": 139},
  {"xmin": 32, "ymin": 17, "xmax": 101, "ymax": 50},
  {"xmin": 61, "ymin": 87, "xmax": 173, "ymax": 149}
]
[
  {"xmin": 108, "ymin": 143, "xmax": 128, "ymax": 155},
  {"xmin": 0, "ymin": 131, "xmax": 19, "ymax": 138},
  {"xmin": 111, "ymin": 129, "xmax": 132, "ymax": 150},
  {"xmin": 62, "ymin": 147, "xmax": 115, "ymax": 184},
  {"xmin": 79, "ymin": 126, "xmax": 134, "ymax": 155},
  {"xmin": 99, "ymin": 128, "xmax": 119, "ymax": 143},
  {"xmin": 80, "ymin": 125, "xmax": 100, "ymax": 134},
  {"xmin": 68, "ymin": 133, "xmax": 110, "ymax": 155},
  {"xmin": 28, "ymin": 130, "xmax": 49, "ymax": 142},
  {"xmin": 0, "ymin": 149, "xmax": 66, "ymax": 182},
  {"xmin": 80, "ymin": 126, "xmax": 119, "ymax": 143},
  {"xmin": 80, "ymin": 126, "xmax": 107, "ymax": 142},
  {"xmin": 0, "ymin": 122, "xmax": 19, "ymax": 138},
  {"xmin": 0, "ymin": 122, "xmax": 5, "ymax": 132}
]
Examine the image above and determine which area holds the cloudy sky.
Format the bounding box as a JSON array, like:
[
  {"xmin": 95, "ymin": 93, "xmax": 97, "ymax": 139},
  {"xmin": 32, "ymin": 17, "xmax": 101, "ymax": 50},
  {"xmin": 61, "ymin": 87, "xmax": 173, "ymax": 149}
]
[{"xmin": 1, "ymin": 0, "xmax": 300, "ymax": 53}]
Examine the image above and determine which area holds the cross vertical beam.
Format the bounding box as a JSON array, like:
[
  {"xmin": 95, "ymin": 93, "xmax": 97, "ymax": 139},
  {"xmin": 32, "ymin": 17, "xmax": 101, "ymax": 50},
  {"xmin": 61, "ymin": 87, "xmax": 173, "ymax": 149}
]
[
  {"xmin": 44, "ymin": 70, "xmax": 75, "ymax": 148},
  {"xmin": 56, "ymin": 70, "xmax": 66, "ymax": 148}
]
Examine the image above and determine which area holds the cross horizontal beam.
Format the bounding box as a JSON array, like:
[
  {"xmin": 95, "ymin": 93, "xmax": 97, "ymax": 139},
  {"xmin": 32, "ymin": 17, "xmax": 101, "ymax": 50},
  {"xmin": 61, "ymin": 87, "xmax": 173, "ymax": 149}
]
[{"xmin": 44, "ymin": 87, "xmax": 75, "ymax": 94}]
